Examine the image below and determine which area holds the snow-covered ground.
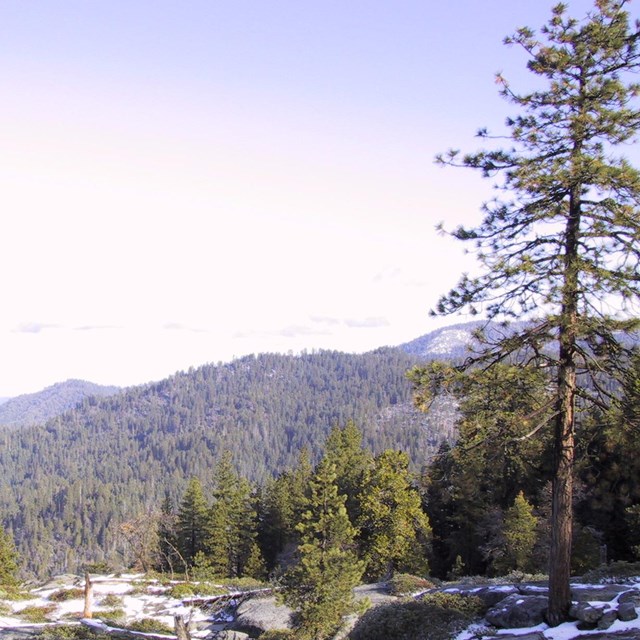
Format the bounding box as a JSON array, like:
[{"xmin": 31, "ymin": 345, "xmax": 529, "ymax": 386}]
[
  {"xmin": 453, "ymin": 579, "xmax": 640, "ymax": 640},
  {"xmin": 1, "ymin": 573, "xmax": 639, "ymax": 639},
  {"xmin": 0, "ymin": 574, "xmax": 220, "ymax": 638}
]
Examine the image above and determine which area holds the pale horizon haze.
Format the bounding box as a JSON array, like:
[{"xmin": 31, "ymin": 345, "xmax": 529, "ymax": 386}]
[{"xmin": 0, "ymin": 0, "xmax": 610, "ymax": 397}]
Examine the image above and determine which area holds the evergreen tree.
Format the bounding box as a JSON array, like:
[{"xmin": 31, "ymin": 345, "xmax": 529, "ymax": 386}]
[
  {"xmin": 282, "ymin": 459, "xmax": 364, "ymax": 640},
  {"xmin": 0, "ymin": 525, "xmax": 18, "ymax": 586},
  {"xmin": 358, "ymin": 450, "xmax": 431, "ymax": 580},
  {"xmin": 430, "ymin": 0, "xmax": 640, "ymax": 623},
  {"xmin": 411, "ymin": 363, "xmax": 552, "ymax": 576},
  {"xmin": 323, "ymin": 421, "xmax": 372, "ymax": 525},
  {"xmin": 258, "ymin": 448, "xmax": 313, "ymax": 571},
  {"xmin": 176, "ymin": 478, "xmax": 209, "ymax": 566},
  {"xmin": 206, "ymin": 452, "xmax": 260, "ymax": 578},
  {"xmin": 501, "ymin": 492, "xmax": 539, "ymax": 573}
]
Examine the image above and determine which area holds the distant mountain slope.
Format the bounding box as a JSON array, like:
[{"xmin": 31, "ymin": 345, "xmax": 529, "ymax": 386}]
[
  {"xmin": 0, "ymin": 379, "xmax": 121, "ymax": 428},
  {"xmin": 399, "ymin": 320, "xmax": 487, "ymax": 361},
  {"xmin": 0, "ymin": 348, "xmax": 457, "ymax": 578}
]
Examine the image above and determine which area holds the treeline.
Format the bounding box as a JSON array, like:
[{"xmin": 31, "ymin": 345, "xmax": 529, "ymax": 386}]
[
  {"xmin": 123, "ymin": 422, "xmax": 430, "ymax": 639},
  {"xmin": 141, "ymin": 422, "xmax": 430, "ymax": 584},
  {"xmin": 0, "ymin": 348, "xmax": 457, "ymax": 578},
  {"xmin": 409, "ymin": 360, "xmax": 640, "ymax": 579}
]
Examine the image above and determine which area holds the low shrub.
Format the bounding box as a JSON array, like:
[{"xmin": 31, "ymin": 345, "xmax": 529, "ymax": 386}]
[
  {"xmin": 216, "ymin": 577, "xmax": 267, "ymax": 591},
  {"xmin": 97, "ymin": 594, "xmax": 123, "ymax": 608},
  {"xmin": 35, "ymin": 624, "xmax": 111, "ymax": 640},
  {"xmin": 98, "ymin": 607, "xmax": 126, "ymax": 625},
  {"xmin": 348, "ymin": 595, "xmax": 480, "ymax": 640},
  {"xmin": 18, "ymin": 604, "xmax": 58, "ymax": 623},
  {"xmin": 418, "ymin": 592, "xmax": 483, "ymax": 617},
  {"xmin": 49, "ymin": 588, "xmax": 85, "ymax": 602},
  {"xmin": 581, "ymin": 561, "xmax": 640, "ymax": 583},
  {"xmin": 0, "ymin": 587, "xmax": 33, "ymax": 601},
  {"xmin": 260, "ymin": 630, "xmax": 296, "ymax": 640},
  {"xmin": 389, "ymin": 573, "xmax": 436, "ymax": 596},
  {"xmin": 167, "ymin": 583, "xmax": 196, "ymax": 599},
  {"xmin": 126, "ymin": 618, "xmax": 174, "ymax": 634}
]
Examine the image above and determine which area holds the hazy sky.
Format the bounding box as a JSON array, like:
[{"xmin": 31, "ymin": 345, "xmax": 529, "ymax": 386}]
[{"xmin": 0, "ymin": 0, "xmax": 608, "ymax": 397}]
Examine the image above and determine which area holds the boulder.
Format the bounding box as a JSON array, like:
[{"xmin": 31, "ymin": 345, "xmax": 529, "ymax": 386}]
[
  {"xmin": 619, "ymin": 590, "xmax": 640, "ymax": 608},
  {"xmin": 232, "ymin": 595, "xmax": 293, "ymax": 636},
  {"xmin": 569, "ymin": 601, "xmax": 606, "ymax": 623},
  {"xmin": 618, "ymin": 601, "xmax": 639, "ymax": 622},
  {"xmin": 518, "ymin": 584, "xmax": 549, "ymax": 597},
  {"xmin": 485, "ymin": 594, "xmax": 548, "ymax": 629},
  {"xmin": 571, "ymin": 584, "xmax": 629, "ymax": 602},
  {"xmin": 597, "ymin": 609, "xmax": 618, "ymax": 630},
  {"xmin": 471, "ymin": 585, "xmax": 519, "ymax": 608}
]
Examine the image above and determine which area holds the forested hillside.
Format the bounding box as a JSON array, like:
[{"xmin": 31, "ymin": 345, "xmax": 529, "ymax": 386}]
[
  {"xmin": 0, "ymin": 379, "xmax": 120, "ymax": 428},
  {"xmin": 0, "ymin": 348, "xmax": 456, "ymax": 578}
]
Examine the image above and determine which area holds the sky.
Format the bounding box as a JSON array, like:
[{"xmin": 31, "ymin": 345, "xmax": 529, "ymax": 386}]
[{"xmin": 0, "ymin": 0, "xmax": 613, "ymax": 397}]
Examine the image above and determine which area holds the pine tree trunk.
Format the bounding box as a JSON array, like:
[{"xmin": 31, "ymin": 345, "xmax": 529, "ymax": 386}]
[
  {"xmin": 547, "ymin": 190, "xmax": 580, "ymax": 626},
  {"xmin": 547, "ymin": 372, "xmax": 575, "ymax": 625}
]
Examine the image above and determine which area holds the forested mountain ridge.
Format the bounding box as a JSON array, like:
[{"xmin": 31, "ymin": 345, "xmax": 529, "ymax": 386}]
[
  {"xmin": 0, "ymin": 379, "xmax": 120, "ymax": 428},
  {"xmin": 0, "ymin": 346, "xmax": 457, "ymax": 578}
]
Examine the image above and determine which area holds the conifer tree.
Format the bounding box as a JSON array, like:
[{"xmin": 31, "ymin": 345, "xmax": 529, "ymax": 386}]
[
  {"xmin": 0, "ymin": 525, "xmax": 18, "ymax": 586},
  {"xmin": 176, "ymin": 478, "xmax": 209, "ymax": 566},
  {"xmin": 502, "ymin": 492, "xmax": 539, "ymax": 573},
  {"xmin": 323, "ymin": 421, "xmax": 372, "ymax": 525},
  {"xmin": 411, "ymin": 363, "xmax": 551, "ymax": 576},
  {"xmin": 282, "ymin": 459, "xmax": 364, "ymax": 640},
  {"xmin": 206, "ymin": 452, "xmax": 260, "ymax": 577},
  {"xmin": 258, "ymin": 448, "xmax": 313, "ymax": 570},
  {"xmin": 429, "ymin": 0, "xmax": 640, "ymax": 623},
  {"xmin": 358, "ymin": 450, "xmax": 431, "ymax": 580}
]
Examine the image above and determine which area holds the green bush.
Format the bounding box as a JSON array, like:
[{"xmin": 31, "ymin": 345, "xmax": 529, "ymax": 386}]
[
  {"xmin": 217, "ymin": 577, "xmax": 267, "ymax": 591},
  {"xmin": 388, "ymin": 573, "xmax": 436, "ymax": 596},
  {"xmin": 35, "ymin": 624, "xmax": 111, "ymax": 640},
  {"xmin": 167, "ymin": 582, "xmax": 196, "ymax": 599},
  {"xmin": 0, "ymin": 587, "xmax": 33, "ymax": 601},
  {"xmin": 126, "ymin": 618, "xmax": 174, "ymax": 634},
  {"xmin": 98, "ymin": 594, "xmax": 123, "ymax": 608},
  {"xmin": 348, "ymin": 596, "xmax": 480, "ymax": 640},
  {"xmin": 581, "ymin": 561, "xmax": 640, "ymax": 583},
  {"xmin": 418, "ymin": 592, "xmax": 483, "ymax": 617},
  {"xmin": 49, "ymin": 588, "xmax": 85, "ymax": 602},
  {"xmin": 17, "ymin": 604, "xmax": 58, "ymax": 623},
  {"xmin": 260, "ymin": 630, "xmax": 296, "ymax": 640},
  {"xmin": 168, "ymin": 581, "xmax": 228, "ymax": 599},
  {"xmin": 98, "ymin": 607, "xmax": 126, "ymax": 625}
]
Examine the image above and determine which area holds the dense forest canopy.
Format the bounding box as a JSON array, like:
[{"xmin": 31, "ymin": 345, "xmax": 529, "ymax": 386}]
[{"xmin": 0, "ymin": 347, "xmax": 456, "ymax": 578}]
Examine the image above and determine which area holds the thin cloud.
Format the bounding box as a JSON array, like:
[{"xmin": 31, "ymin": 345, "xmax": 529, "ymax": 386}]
[
  {"xmin": 13, "ymin": 322, "xmax": 60, "ymax": 334},
  {"xmin": 277, "ymin": 324, "xmax": 332, "ymax": 338},
  {"xmin": 344, "ymin": 317, "xmax": 389, "ymax": 329}
]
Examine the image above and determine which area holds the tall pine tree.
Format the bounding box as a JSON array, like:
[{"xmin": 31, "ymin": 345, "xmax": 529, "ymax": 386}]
[
  {"xmin": 282, "ymin": 459, "xmax": 363, "ymax": 640},
  {"xmin": 431, "ymin": 0, "xmax": 640, "ymax": 623},
  {"xmin": 358, "ymin": 450, "xmax": 431, "ymax": 580},
  {"xmin": 176, "ymin": 478, "xmax": 209, "ymax": 567}
]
